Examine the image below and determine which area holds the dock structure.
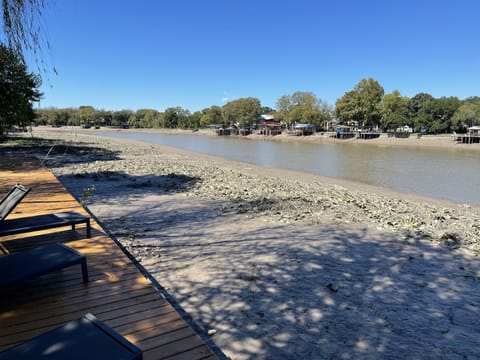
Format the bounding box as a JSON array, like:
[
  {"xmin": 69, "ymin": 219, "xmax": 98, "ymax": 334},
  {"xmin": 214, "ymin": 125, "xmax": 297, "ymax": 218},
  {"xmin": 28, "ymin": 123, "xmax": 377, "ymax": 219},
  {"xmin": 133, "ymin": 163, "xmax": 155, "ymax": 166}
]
[
  {"xmin": 357, "ymin": 132, "xmax": 381, "ymax": 140},
  {"xmin": 335, "ymin": 125, "xmax": 356, "ymax": 139},
  {"xmin": 455, "ymin": 135, "xmax": 480, "ymax": 143},
  {"xmin": 452, "ymin": 126, "xmax": 480, "ymax": 144},
  {"xmin": 452, "ymin": 125, "xmax": 480, "ymax": 144},
  {"xmin": 0, "ymin": 156, "xmax": 222, "ymax": 360}
]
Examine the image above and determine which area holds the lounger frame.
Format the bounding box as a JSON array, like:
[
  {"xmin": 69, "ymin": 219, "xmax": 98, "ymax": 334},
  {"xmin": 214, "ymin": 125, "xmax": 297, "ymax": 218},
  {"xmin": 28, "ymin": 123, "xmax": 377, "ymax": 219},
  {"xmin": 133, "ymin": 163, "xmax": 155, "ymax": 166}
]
[{"xmin": 0, "ymin": 242, "xmax": 88, "ymax": 288}]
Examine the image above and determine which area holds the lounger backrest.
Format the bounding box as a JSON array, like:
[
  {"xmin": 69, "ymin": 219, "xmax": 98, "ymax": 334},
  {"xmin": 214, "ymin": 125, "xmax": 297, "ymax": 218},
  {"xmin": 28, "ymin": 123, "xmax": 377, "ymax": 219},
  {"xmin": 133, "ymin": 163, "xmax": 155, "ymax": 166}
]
[{"xmin": 0, "ymin": 184, "xmax": 30, "ymax": 222}]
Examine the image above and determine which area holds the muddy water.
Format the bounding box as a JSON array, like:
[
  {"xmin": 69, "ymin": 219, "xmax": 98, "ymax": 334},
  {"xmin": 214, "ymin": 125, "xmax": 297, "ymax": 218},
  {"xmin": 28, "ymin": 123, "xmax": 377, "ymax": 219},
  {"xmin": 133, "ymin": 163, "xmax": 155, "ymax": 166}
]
[{"xmin": 97, "ymin": 132, "xmax": 480, "ymax": 205}]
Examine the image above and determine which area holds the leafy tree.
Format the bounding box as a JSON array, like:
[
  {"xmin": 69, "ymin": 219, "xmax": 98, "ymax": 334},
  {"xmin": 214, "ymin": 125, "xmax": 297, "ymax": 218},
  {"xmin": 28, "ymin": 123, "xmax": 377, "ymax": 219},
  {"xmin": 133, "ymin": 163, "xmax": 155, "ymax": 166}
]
[
  {"xmin": 112, "ymin": 110, "xmax": 133, "ymax": 127},
  {"xmin": 200, "ymin": 105, "xmax": 223, "ymax": 127},
  {"xmin": 417, "ymin": 97, "xmax": 461, "ymax": 134},
  {"xmin": 136, "ymin": 109, "xmax": 159, "ymax": 128},
  {"xmin": 95, "ymin": 109, "xmax": 111, "ymax": 127},
  {"xmin": 276, "ymin": 91, "xmax": 332, "ymax": 129},
  {"xmin": 35, "ymin": 107, "xmax": 57, "ymax": 126},
  {"xmin": 222, "ymin": 97, "xmax": 261, "ymax": 128},
  {"xmin": 409, "ymin": 93, "xmax": 434, "ymax": 117},
  {"xmin": 190, "ymin": 111, "xmax": 202, "ymax": 129},
  {"xmin": 79, "ymin": 105, "xmax": 95, "ymax": 126},
  {"xmin": 335, "ymin": 90, "xmax": 362, "ymax": 125},
  {"xmin": 354, "ymin": 78, "xmax": 384, "ymax": 129},
  {"xmin": 0, "ymin": 43, "xmax": 42, "ymax": 135},
  {"xmin": 1, "ymin": 0, "xmax": 49, "ymax": 72},
  {"xmin": 336, "ymin": 78, "xmax": 384, "ymax": 129},
  {"xmin": 260, "ymin": 106, "xmax": 275, "ymax": 115},
  {"xmin": 128, "ymin": 113, "xmax": 139, "ymax": 128},
  {"xmin": 161, "ymin": 108, "xmax": 177, "ymax": 128},
  {"xmin": 161, "ymin": 106, "xmax": 191, "ymax": 128},
  {"xmin": 464, "ymin": 96, "xmax": 480, "ymax": 106},
  {"xmin": 176, "ymin": 107, "xmax": 192, "ymax": 128},
  {"xmin": 381, "ymin": 90, "xmax": 411, "ymax": 131},
  {"xmin": 451, "ymin": 102, "xmax": 480, "ymax": 131}
]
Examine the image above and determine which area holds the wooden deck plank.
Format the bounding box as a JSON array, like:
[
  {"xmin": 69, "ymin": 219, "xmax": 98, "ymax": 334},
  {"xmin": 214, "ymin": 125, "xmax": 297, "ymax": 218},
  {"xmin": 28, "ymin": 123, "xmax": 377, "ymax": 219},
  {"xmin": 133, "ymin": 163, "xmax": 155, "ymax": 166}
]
[
  {"xmin": 0, "ymin": 155, "xmax": 221, "ymax": 359},
  {"xmin": 145, "ymin": 334, "xmax": 212, "ymax": 359}
]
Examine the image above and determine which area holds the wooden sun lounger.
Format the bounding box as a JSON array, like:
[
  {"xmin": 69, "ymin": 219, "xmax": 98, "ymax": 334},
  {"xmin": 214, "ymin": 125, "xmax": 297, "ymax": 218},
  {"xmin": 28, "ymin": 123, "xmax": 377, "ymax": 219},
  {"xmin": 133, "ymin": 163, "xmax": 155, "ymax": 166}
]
[
  {"xmin": 0, "ymin": 183, "xmax": 30, "ymax": 221},
  {"xmin": 0, "ymin": 211, "xmax": 91, "ymax": 238},
  {"xmin": 0, "ymin": 313, "xmax": 142, "ymax": 359},
  {"xmin": 0, "ymin": 184, "xmax": 91, "ymax": 238},
  {"xmin": 0, "ymin": 242, "xmax": 88, "ymax": 288}
]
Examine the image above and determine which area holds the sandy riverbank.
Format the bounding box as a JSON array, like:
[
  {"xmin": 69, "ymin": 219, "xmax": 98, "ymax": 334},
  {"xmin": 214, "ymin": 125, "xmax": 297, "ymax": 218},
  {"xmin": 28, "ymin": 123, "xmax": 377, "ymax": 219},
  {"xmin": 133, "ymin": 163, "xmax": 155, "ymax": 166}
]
[
  {"xmin": 5, "ymin": 128, "xmax": 480, "ymax": 359},
  {"xmin": 47, "ymin": 125, "xmax": 480, "ymax": 152}
]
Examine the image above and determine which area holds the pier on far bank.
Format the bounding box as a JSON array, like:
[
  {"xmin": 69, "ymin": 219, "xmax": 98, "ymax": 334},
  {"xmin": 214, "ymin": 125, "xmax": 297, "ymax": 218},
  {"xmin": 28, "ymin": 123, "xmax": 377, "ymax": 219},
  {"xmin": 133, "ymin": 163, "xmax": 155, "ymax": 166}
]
[{"xmin": 451, "ymin": 125, "xmax": 480, "ymax": 144}]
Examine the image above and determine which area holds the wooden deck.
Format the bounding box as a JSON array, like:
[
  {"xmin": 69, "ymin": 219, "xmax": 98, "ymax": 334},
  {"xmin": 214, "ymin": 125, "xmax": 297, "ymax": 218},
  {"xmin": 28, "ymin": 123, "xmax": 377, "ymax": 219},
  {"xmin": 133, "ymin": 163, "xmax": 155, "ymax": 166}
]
[{"xmin": 0, "ymin": 156, "xmax": 221, "ymax": 359}]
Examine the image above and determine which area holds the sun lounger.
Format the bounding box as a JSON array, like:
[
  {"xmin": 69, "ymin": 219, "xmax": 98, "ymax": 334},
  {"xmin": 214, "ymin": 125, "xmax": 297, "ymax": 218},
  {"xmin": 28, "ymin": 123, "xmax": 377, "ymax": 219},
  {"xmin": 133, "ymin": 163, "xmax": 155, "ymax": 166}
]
[
  {"xmin": 0, "ymin": 313, "xmax": 142, "ymax": 359},
  {"xmin": 0, "ymin": 242, "xmax": 88, "ymax": 288},
  {"xmin": 0, "ymin": 184, "xmax": 91, "ymax": 238},
  {"xmin": 0, "ymin": 211, "xmax": 91, "ymax": 238},
  {"xmin": 0, "ymin": 183, "xmax": 30, "ymax": 221}
]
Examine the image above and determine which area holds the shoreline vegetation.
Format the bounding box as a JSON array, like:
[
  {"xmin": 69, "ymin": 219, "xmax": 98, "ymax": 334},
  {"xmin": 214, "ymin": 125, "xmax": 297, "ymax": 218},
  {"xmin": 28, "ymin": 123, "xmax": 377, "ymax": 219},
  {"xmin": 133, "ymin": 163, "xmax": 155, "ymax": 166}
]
[{"xmin": 4, "ymin": 127, "xmax": 480, "ymax": 358}]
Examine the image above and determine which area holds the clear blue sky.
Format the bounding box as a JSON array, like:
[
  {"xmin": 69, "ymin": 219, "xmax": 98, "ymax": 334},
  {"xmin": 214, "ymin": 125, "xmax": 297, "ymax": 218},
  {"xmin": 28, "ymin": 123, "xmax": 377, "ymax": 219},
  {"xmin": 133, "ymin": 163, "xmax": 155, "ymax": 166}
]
[{"xmin": 36, "ymin": 0, "xmax": 480, "ymax": 112}]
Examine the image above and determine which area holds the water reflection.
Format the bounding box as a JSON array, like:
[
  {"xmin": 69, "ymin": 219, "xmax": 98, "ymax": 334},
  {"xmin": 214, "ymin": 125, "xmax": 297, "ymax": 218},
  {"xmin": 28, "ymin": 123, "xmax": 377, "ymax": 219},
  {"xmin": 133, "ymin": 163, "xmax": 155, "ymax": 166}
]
[{"xmin": 97, "ymin": 132, "xmax": 480, "ymax": 205}]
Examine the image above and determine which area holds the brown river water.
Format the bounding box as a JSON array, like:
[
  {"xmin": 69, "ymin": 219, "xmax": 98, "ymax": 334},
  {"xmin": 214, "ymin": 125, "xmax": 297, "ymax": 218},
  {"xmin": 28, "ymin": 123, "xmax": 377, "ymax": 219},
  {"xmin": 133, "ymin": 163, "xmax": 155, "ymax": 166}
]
[{"xmin": 97, "ymin": 132, "xmax": 480, "ymax": 205}]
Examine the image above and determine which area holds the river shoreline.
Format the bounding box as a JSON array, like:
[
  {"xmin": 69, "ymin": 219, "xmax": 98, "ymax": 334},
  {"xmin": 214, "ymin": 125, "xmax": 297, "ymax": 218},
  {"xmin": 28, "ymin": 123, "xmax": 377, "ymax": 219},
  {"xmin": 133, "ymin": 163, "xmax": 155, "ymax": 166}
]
[
  {"xmin": 5, "ymin": 128, "xmax": 480, "ymax": 359},
  {"xmin": 40, "ymin": 125, "xmax": 480, "ymax": 152}
]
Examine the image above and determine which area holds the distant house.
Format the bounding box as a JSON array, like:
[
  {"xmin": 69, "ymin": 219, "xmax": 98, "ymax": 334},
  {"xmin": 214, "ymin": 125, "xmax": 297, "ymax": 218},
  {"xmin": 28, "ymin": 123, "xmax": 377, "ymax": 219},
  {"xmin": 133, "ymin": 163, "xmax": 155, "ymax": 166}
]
[
  {"xmin": 294, "ymin": 123, "xmax": 314, "ymax": 136},
  {"xmin": 468, "ymin": 125, "xmax": 480, "ymax": 135},
  {"xmin": 396, "ymin": 125, "xmax": 413, "ymax": 133},
  {"xmin": 454, "ymin": 125, "xmax": 480, "ymax": 143},
  {"xmin": 335, "ymin": 125, "xmax": 355, "ymax": 139},
  {"xmin": 258, "ymin": 115, "xmax": 283, "ymax": 135}
]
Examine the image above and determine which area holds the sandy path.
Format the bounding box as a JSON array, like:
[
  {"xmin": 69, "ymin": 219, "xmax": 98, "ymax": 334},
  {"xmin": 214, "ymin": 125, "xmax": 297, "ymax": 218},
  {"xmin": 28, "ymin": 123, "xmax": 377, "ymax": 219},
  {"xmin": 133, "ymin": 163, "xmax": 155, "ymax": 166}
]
[{"xmin": 9, "ymin": 128, "xmax": 480, "ymax": 359}]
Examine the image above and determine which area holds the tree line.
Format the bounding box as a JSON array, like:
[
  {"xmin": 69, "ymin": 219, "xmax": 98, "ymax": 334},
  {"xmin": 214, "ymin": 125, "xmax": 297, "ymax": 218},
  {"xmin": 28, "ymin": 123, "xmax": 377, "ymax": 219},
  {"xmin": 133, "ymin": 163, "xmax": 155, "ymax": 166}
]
[
  {"xmin": 335, "ymin": 78, "xmax": 480, "ymax": 134},
  {"xmin": 34, "ymin": 78, "xmax": 480, "ymax": 135}
]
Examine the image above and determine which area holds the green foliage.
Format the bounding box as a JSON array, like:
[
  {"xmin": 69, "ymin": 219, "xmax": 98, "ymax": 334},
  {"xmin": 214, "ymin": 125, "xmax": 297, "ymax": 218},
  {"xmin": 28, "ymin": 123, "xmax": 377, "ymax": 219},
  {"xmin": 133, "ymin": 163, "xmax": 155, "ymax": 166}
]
[
  {"xmin": 276, "ymin": 91, "xmax": 332, "ymax": 129},
  {"xmin": 161, "ymin": 106, "xmax": 192, "ymax": 128},
  {"xmin": 260, "ymin": 106, "xmax": 275, "ymax": 115},
  {"xmin": 200, "ymin": 105, "xmax": 223, "ymax": 127},
  {"xmin": 136, "ymin": 109, "xmax": 159, "ymax": 128},
  {"xmin": 80, "ymin": 185, "xmax": 96, "ymax": 205},
  {"xmin": 79, "ymin": 105, "xmax": 95, "ymax": 126},
  {"xmin": 409, "ymin": 93, "xmax": 434, "ymax": 117},
  {"xmin": 190, "ymin": 111, "xmax": 202, "ymax": 129},
  {"xmin": 336, "ymin": 78, "xmax": 384, "ymax": 129},
  {"xmin": 112, "ymin": 110, "xmax": 133, "ymax": 127},
  {"xmin": 1, "ymin": 0, "xmax": 46, "ymax": 67},
  {"xmin": 417, "ymin": 97, "xmax": 461, "ymax": 134},
  {"xmin": 0, "ymin": 43, "xmax": 42, "ymax": 135},
  {"xmin": 451, "ymin": 102, "xmax": 480, "ymax": 131},
  {"xmin": 30, "ymin": 77, "xmax": 478, "ymax": 135},
  {"xmin": 222, "ymin": 97, "xmax": 261, "ymax": 127},
  {"xmin": 381, "ymin": 90, "xmax": 412, "ymax": 131},
  {"xmin": 334, "ymin": 90, "xmax": 362, "ymax": 124}
]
